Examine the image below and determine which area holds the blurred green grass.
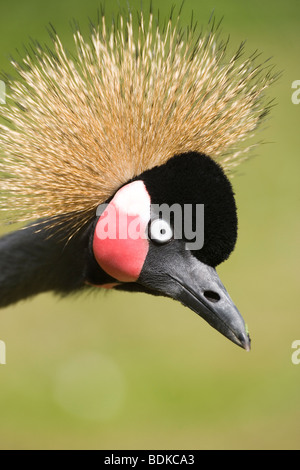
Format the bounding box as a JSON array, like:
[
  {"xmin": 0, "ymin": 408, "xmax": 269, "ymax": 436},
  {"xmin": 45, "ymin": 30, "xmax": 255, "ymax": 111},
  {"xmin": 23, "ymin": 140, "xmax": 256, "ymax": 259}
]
[{"xmin": 0, "ymin": 0, "xmax": 299, "ymax": 450}]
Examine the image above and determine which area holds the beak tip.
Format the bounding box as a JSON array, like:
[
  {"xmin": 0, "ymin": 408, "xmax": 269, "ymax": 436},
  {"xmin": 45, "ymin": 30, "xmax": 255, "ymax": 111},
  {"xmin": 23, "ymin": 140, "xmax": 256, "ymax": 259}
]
[{"xmin": 239, "ymin": 332, "xmax": 251, "ymax": 351}]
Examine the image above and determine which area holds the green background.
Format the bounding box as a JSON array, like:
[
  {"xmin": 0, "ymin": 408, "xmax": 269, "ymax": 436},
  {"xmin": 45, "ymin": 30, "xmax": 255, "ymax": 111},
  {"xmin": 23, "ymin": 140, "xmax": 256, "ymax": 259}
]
[{"xmin": 0, "ymin": 0, "xmax": 299, "ymax": 450}]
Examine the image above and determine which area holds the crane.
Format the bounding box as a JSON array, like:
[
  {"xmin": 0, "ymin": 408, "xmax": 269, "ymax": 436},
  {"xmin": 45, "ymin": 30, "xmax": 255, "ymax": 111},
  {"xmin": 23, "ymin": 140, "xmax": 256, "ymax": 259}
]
[{"xmin": 0, "ymin": 9, "xmax": 276, "ymax": 350}]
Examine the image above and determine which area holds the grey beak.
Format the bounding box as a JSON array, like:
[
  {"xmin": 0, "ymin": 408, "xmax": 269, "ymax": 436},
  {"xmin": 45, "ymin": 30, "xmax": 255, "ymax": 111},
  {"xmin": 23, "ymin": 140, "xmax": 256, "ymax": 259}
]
[
  {"xmin": 169, "ymin": 260, "xmax": 251, "ymax": 350},
  {"xmin": 139, "ymin": 246, "xmax": 251, "ymax": 350}
]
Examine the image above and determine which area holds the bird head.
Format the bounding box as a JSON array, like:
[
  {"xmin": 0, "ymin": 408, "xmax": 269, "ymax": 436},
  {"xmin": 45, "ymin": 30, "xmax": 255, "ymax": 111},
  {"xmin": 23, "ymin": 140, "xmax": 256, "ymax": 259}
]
[
  {"xmin": 92, "ymin": 152, "xmax": 250, "ymax": 350},
  {"xmin": 0, "ymin": 8, "xmax": 276, "ymax": 350}
]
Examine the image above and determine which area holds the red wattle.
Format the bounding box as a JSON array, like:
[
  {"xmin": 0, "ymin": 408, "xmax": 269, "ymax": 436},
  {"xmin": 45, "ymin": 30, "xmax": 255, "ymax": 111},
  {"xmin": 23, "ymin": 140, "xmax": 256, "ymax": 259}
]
[{"xmin": 93, "ymin": 181, "xmax": 150, "ymax": 283}]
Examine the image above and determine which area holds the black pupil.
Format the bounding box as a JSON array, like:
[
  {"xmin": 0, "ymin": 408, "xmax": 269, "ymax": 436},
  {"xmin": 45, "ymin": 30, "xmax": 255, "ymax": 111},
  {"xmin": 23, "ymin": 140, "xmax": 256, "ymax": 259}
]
[{"xmin": 160, "ymin": 228, "xmax": 166, "ymax": 235}]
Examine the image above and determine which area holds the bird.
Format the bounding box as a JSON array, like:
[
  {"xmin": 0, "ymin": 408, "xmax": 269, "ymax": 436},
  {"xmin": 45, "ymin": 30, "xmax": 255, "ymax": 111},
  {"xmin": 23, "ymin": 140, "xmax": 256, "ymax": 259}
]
[{"xmin": 0, "ymin": 8, "xmax": 276, "ymax": 350}]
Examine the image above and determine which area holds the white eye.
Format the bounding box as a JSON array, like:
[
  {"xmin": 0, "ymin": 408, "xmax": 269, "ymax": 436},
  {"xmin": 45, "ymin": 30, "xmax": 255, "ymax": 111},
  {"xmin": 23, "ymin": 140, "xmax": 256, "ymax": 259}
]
[{"xmin": 149, "ymin": 218, "xmax": 173, "ymax": 244}]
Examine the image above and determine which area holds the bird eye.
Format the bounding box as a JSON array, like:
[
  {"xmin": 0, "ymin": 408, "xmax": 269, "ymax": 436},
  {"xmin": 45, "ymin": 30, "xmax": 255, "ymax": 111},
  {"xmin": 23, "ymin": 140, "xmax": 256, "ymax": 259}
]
[{"xmin": 148, "ymin": 218, "xmax": 173, "ymax": 244}]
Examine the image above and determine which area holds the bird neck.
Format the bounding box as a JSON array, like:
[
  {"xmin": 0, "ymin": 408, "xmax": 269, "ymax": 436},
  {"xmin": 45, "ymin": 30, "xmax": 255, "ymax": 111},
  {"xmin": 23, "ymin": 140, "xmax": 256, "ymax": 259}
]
[{"xmin": 0, "ymin": 218, "xmax": 114, "ymax": 307}]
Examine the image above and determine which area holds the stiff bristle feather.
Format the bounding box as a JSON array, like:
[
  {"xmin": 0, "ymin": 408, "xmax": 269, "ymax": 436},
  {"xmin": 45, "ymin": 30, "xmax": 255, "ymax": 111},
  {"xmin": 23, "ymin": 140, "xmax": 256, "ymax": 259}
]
[{"xmin": 0, "ymin": 8, "xmax": 276, "ymax": 232}]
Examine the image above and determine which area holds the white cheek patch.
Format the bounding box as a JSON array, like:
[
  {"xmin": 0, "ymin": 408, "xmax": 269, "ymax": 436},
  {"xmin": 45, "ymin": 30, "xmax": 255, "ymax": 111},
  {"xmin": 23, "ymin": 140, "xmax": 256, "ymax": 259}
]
[
  {"xmin": 93, "ymin": 180, "xmax": 151, "ymax": 283},
  {"xmin": 112, "ymin": 180, "xmax": 151, "ymax": 226}
]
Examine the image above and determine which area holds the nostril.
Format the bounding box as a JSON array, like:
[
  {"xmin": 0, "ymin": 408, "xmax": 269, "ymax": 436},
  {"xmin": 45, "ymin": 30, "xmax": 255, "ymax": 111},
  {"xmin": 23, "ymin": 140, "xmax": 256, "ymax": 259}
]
[{"xmin": 204, "ymin": 290, "xmax": 220, "ymax": 303}]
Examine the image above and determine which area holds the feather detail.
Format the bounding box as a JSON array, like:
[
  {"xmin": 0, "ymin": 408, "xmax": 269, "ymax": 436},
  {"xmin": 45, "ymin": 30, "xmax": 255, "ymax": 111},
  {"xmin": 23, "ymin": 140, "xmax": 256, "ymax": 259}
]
[{"xmin": 0, "ymin": 8, "xmax": 277, "ymax": 232}]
